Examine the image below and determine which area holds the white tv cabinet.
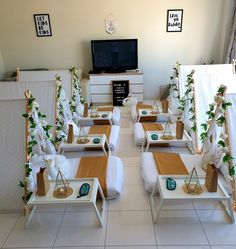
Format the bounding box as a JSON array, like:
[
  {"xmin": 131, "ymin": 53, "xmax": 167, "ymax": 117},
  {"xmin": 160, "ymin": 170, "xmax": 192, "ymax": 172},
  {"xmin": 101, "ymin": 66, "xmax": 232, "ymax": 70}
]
[{"xmin": 89, "ymin": 71, "xmax": 143, "ymax": 104}]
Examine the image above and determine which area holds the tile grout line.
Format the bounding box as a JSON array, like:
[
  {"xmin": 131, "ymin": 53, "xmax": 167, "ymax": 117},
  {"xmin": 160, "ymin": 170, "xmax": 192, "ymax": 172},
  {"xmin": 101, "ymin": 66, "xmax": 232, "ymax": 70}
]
[
  {"xmin": 103, "ymin": 211, "xmax": 109, "ymax": 249},
  {"xmin": 148, "ymin": 193, "xmax": 158, "ymax": 248},
  {"xmin": 193, "ymin": 201, "xmax": 212, "ymax": 247},
  {"xmin": 52, "ymin": 207, "xmax": 66, "ymax": 248},
  {"xmin": 1, "ymin": 212, "xmax": 22, "ymax": 249}
]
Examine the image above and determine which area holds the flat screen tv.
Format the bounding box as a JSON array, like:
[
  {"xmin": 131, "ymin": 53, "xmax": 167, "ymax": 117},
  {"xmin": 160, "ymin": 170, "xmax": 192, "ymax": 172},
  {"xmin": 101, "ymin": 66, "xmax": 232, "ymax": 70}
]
[{"xmin": 91, "ymin": 39, "xmax": 138, "ymax": 73}]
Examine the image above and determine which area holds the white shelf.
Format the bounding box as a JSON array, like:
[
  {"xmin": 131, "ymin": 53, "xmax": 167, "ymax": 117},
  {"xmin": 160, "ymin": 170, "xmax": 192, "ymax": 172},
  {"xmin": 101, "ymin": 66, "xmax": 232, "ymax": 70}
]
[{"xmin": 89, "ymin": 72, "xmax": 144, "ymax": 104}]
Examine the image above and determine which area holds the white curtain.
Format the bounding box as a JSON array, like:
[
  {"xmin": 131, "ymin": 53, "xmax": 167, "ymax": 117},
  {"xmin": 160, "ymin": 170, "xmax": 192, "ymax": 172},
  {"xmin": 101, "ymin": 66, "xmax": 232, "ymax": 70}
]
[
  {"xmin": 226, "ymin": 93, "xmax": 236, "ymax": 166},
  {"xmin": 225, "ymin": 1, "xmax": 236, "ymax": 63},
  {"xmin": 179, "ymin": 64, "xmax": 235, "ymax": 151}
]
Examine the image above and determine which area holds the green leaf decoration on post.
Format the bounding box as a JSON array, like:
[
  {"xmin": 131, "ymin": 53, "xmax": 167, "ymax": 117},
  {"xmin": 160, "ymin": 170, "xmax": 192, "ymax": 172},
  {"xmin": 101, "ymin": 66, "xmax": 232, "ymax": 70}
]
[
  {"xmin": 199, "ymin": 85, "xmax": 234, "ymax": 177},
  {"xmin": 69, "ymin": 66, "xmax": 85, "ymax": 121},
  {"xmin": 21, "ymin": 90, "xmax": 54, "ymax": 204},
  {"xmin": 55, "ymin": 75, "xmax": 67, "ymax": 147},
  {"xmin": 177, "ymin": 69, "xmax": 196, "ymax": 133}
]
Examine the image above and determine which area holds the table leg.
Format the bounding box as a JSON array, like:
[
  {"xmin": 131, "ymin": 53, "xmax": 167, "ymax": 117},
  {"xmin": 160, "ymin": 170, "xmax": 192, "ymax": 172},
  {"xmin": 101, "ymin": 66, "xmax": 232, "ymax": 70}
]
[
  {"xmin": 150, "ymin": 178, "xmax": 162, "ymax": 223},
  {"xmin": 187, "ymin": 141, "xmax": 194, "ymax": 154},
  {"xmin": 93, "ymin": 184, "xmax": 106, "ymax": 227},
  {"xmin": 104, "ymin": 139, "xmax": 110, "ymax": 156},
  {"xmin": 221, "ymin": 199, "xmax": 235, "ymax": 223},
  {"xmin": 141, "ymin": 142, "xmax": 145, "ymax": 152},
  {"xmin": 103, "ymin": 147, "xmax": 107, "ymax": 156},
  {"xmin": 145, "ymin": 142, "xmax": 150, "ymax": 152},
  {"xmin": 25, "ymin": 205, "xmax": 36, "ymax": 229}
]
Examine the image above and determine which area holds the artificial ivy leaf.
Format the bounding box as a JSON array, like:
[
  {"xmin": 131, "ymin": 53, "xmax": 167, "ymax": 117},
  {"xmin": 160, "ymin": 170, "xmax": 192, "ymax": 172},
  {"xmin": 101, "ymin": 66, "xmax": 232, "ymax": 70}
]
[
  {"xmin": 229, "ymin": 167, "xmax": 235, "ymax": 176},
  {"xmin": 19, "ymin": 181, "xmax": 25, "ymax": 188},
  {"xmin": 201, "ymin": 123, "xmax": 208, "ymax": 131},
  {"xmin": 223, "ymin": 154, "xmax": 234, "ymax": 163},
  {"xmin": 218, "ymin": 140, "xmax": 225, "ymax": 147}
]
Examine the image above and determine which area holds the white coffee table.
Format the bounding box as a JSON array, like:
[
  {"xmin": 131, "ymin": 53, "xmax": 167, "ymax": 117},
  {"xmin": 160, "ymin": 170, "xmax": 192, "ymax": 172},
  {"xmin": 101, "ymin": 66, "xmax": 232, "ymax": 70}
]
[
  {"xmin": 137, "ymin": 109, "xmax": 158, "ymax": 122},
  {"xmin": 25, "ymin": 178, "xmax": 106, "ymax": 228},
  {"xmin": 150, "ymin": 175, "xmax": 234, "ymax": 223},
  {"xmin": 144, "ymin": 130, "xmax": 192, "ymax": 152},
  {"xmin": 58, "ymin": 134, "xmax": 109, "ymax": 155},
  {"xmin": 78, "ymin": 111, "xmax": 113, "ymax": 125}
]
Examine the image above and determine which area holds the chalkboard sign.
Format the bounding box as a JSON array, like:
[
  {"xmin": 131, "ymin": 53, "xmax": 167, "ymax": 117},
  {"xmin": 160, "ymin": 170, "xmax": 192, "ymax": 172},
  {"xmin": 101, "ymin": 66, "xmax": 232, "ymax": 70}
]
[{"xmin": 112, "ymin": 80, "xmax": 129, "ymax": 106}]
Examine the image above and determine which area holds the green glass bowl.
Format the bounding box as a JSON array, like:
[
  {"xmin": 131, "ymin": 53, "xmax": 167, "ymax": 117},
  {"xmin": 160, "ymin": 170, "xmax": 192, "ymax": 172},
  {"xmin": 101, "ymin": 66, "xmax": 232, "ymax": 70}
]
[
  {"xmin": 151, "ymin": 134, "xmax": 158, "ymax": 140},
  {"xmin": 93, "ymin": 138, "xmax": 101, "ymax": 144},
  {"xmin": 101, "ymin": 114, "xmax": 108, "ymax": 118},
  {"xmin": 142, "ymin": 111, "xmax": 147, "ymax": 115}
]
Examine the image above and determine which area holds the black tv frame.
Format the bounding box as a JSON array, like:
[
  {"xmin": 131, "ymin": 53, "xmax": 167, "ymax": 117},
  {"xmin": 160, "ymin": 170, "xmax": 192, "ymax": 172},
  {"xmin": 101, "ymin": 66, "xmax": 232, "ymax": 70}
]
[{"xmin": 91, "ymin": 39, "xmax": 138, "ymax": 73}]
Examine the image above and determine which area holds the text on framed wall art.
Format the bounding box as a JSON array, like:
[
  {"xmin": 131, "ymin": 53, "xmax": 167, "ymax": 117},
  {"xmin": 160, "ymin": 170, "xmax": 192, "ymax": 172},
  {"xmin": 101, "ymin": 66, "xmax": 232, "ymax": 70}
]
[
  {"xmin": 34, "ymin": 14, "xmax": 52, "ymax": 37},
  {"xmin": 166, "ymin": 9, "xmax": 183, "ymax": 32}
]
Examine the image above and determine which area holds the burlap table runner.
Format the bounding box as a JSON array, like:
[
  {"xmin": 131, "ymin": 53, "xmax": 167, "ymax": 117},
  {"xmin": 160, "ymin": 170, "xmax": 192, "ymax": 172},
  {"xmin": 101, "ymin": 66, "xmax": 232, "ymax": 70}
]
[
  {"xmin": 76, "ymin": 156, "xmax": 108, "ymax": 197},
  {"xmin": 89, "ymin": 125, "xmax": 111, "ymax": 142},
  {"xmin": 153, "ymin": 152, "xmax": 189, "ymax": 175},
  {"xmin": 97, "ymin": 107, "xmax": 114, "ymax": 112},
  {"xmin": 142, "ymin": 123, "xmax": 163, "ymax": 131},
  {"xmin": 136, "ymin": 103, "xmax": 152, "ymax": 111}
]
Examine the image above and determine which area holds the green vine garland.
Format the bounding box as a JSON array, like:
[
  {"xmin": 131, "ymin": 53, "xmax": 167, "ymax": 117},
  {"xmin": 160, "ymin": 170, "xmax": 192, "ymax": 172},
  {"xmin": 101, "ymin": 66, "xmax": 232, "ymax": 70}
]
[
  {"xmin": 177, "ymin": 70, "xmax": 197, "ymax": 132},
  {"xmin": 55, "ymin": 75, "xmax": 66, "ymax": 146},
  {"xmin": 21, "ymin": 91, "xmax": 53, "ymax": 203},
  {"xmin": 170, "ymin": 62, "xmax": 180, "ymax": 79},
  {"xmin": 169, "ymin": 62, "xmax": 180, "ymax": 100},
  {"xmin": 69, "ymin": 66, "xmax": 84, "ymax": 114},
  {"xmin": 200, "ymin": 85, "xmax": 234, "ymax": 176},
  {"xmin": 19, "ymin": 163, "xmax": 32, "ymax": 203}
]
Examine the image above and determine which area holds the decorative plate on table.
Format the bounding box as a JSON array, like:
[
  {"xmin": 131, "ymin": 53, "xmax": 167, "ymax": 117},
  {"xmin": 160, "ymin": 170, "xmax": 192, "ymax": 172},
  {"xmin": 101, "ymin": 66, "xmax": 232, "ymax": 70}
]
[
  {"xmin": 90, "ymin": 114, "xmax": 100, "ymax": 118},
  {"xmin": 150, "ymin": 111, "xmax": 159, "ymax": 114},
  {"xmin": 93, "ymin": 138, "xmax": 101, "ymax": 144},
  {"xmin": 160, "ymin": 135, "xmax": 174, "ymax": 140},
  {"xmin": 101, "ymin": 114, "xmax": 108, "ymax": 118},
  {"xmin": 142, "ymin": 111, "xmax": 147, "ymax": 115},
  {"xmin": 151, "ymin": 134, "xmax": 158, "ymax": 140},
  {"xmin": 77, "ymin": 138, "xmax": 90, "ymax": 144}
]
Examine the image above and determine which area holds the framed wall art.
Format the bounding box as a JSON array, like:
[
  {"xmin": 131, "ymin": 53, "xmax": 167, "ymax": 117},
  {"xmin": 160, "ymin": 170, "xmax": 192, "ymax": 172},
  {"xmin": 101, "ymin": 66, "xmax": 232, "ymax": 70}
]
[
  {"xmin": 166, "ymin": 9, "xmax": 183, "ymax": 32},
  {"xmin": 34, "ymin": 14, "xmax": 52, "ymax": 37}
]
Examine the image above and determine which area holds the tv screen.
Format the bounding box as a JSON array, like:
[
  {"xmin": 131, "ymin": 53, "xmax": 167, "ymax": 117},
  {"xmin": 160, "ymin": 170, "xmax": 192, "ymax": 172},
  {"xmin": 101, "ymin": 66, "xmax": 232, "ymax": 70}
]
[{"xmin": 91, "ymin": 39, "xmax": 138, "ymax": 72}]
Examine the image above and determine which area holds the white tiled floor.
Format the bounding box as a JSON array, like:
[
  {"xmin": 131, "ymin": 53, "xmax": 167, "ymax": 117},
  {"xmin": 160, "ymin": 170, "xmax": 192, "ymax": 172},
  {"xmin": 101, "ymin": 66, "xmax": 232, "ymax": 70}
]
[{"xmin": 0, "ymin": 111, "xmax": 236, "ymax": 248}]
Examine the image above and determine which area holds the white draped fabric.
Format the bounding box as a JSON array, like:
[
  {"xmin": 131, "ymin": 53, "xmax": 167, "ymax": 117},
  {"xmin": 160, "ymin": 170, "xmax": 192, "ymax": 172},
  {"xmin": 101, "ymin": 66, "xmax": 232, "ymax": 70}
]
[
  {"xmin": 179, "ymin": 64, "xmax": 234, "ymax": 97},
  {"xmin": 57, "ymin": 87, "xmax": 80, "ymax": 136},
  {"xmin": 168, "ymin": 75, "xmax": 180, "ymax": 115},
  {"xmin": 226, "ymin": 93, "xmax": 236, "ymax": 166},
  {"xmin": 0, "ymin": 84, "xmax": 25, "ymax": 211},
  {"xmin": 30, "ymin": 109, "xmax": 56, "ymax": 155},
  {"xmin": 72, "ymin": 93, "xmax": 84, "ymax": 123},
  {"xmin": 179, "ymin": 64, "xmax": 236, "ymax": 150}
]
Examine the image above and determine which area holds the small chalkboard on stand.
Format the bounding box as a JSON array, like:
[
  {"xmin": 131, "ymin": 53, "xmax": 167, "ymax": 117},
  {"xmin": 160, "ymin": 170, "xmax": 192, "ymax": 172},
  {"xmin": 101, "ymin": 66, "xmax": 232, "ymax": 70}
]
[{"xmin": 112, "ymin": 80, "xmax": 129, "ymax": 106}]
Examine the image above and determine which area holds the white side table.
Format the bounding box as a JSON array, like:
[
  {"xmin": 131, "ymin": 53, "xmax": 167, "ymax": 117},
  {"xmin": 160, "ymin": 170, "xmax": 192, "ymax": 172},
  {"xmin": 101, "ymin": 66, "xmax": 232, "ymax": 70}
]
[
  {"xmin": 78, "ymin": 111, "xmax": 113, "ymax": 126},
  {"xmin": 58, "ymin": 134, "xmax": 109, "ymax": 156},
  {"xmin": 25, "ymin": 178, "xmax": 106, "ymax": 228},
  {"xmin": 137, "ymin": 109, "xmax": 159, "ymax": 122},
  {"xmin": 150, "ymin": 175, "xmax": 234, "ymax": 223},
  {"xmin": 144, "ymin": 130, "xmax": 192, "ymax": 152}
]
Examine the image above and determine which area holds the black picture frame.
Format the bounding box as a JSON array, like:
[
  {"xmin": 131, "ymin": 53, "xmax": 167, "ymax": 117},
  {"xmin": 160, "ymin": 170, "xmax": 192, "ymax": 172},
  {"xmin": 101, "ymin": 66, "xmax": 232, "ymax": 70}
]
[
  {"xmin": 34, "ymin": 14, "xmax": 52, "ymax": 37},
  {"xmin": 166, "ymin": 9, "xmax": 183, "ymax": 32},
  {"xmin": 112, "ymin": 80, "xmax": 129, "ymax": 106}
]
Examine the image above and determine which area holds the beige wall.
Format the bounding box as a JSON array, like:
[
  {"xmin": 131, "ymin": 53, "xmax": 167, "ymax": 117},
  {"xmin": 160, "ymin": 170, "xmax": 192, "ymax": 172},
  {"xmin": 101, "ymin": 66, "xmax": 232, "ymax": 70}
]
[
  {"xmin": 0, "ymin": 49, "xmax": 4, "ymax": 80},
  {"xmin": 0, "ymin": 0, "xmax": 234, "ymax": 98},
  {"xmin": 218, "ymin": 1, "xmax": 235, "ymax": 63}
]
